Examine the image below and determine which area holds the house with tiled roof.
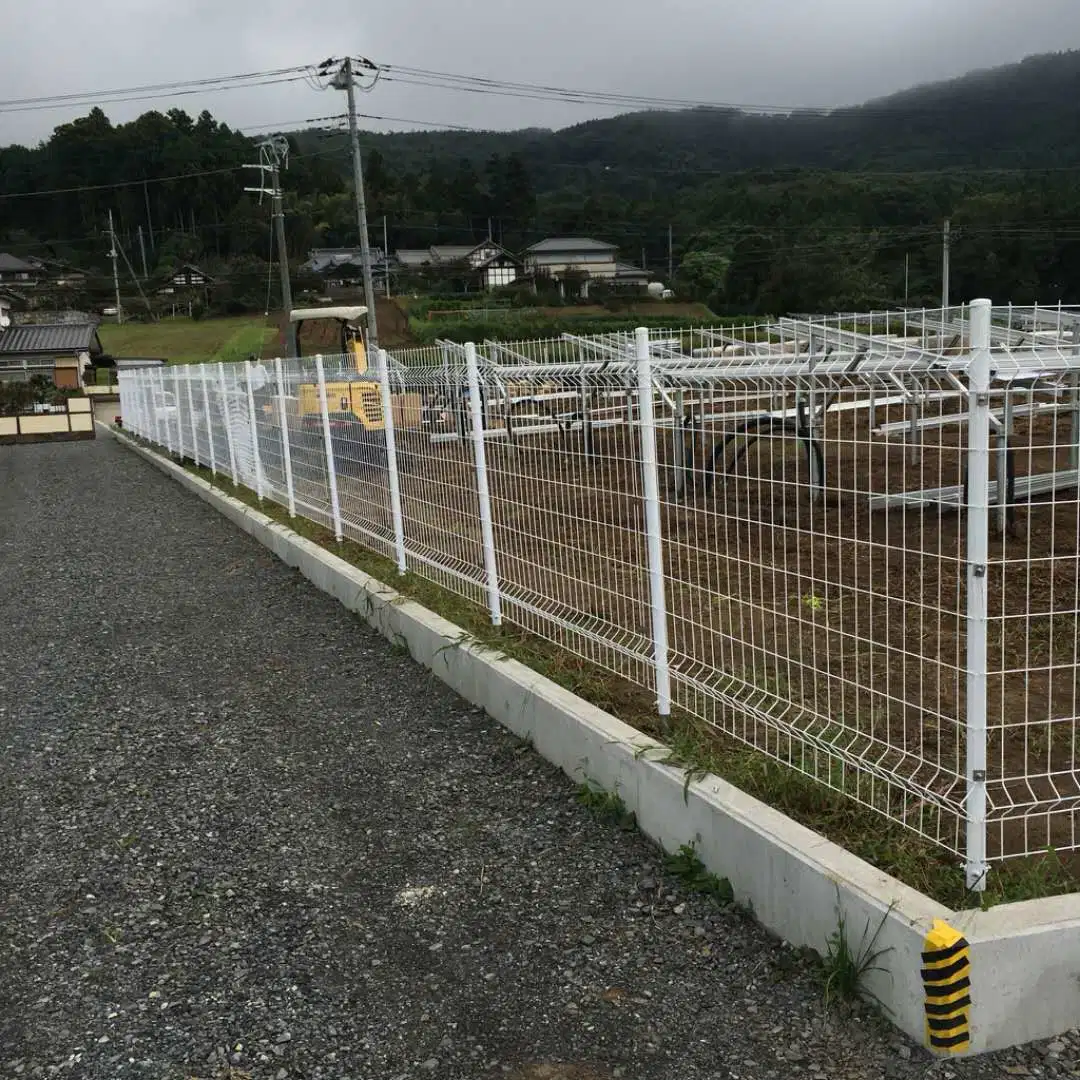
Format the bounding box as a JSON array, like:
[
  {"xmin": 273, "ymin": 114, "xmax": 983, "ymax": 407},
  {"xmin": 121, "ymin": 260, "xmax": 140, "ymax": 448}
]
[{"xmin": 0, "ymin": 320, "xmax": 103, "ymax": 388}]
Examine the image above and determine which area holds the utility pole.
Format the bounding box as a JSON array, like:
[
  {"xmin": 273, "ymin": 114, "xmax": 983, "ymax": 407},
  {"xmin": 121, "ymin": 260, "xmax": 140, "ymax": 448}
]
[
  {"xmin": 641, "ymin": 246, "xmax": 647, "ymax": 274},
  {"xmin": 383, "ymin": 215, "xmax": 391, "ymax": 298},
  {"xmin": 138, "ymin": 225, "xmax": 149, "ymax": 280},
  {"xmin": 246, "ymin": 136, "xmax": 296, "ymax": 356},
  {"xmin": 333, "ymin": 57, "xmax": 379, "ymax": 348},
  {"xmin": 942, "ymin": 218, "xmax": 951, "ymax": 312},
  {"xmin": 143, "ymin": 180, "xmax": 154, "ymax": 249},
  {"xmin": 108, "ymin": 209, "xmax": 123, "ymax": 324},
  {"xmin": 668, "ymin": 224, "xmax": 674, "ymax": 283},
  {"xmin": 905, "ymin": 252, "xmax": 910, "ymax": 307}
]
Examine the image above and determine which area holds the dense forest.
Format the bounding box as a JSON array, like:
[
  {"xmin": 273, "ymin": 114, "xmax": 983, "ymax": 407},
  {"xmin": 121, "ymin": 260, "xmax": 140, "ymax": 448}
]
[{"xmin": 1, "ymin": 50, "xmax": 1079, "ymax": 315}]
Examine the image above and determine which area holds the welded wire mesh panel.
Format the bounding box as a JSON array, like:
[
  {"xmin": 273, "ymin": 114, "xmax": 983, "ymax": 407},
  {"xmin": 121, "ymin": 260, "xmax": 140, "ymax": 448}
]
[
  {"xmin": 118, "ymin": 372, "xmax": 137, "ymax": 435},
  {"xmin": 271, "ymin": 356, "xmax": 334, "ymax": 531},
  {"xmin": 391, "ymin": 362, "xmax": 488, "ymax": 607},
  {"xmin": 313, "ymin": 353, "xmax": 396, "ymax": 560},
  {"xmin": 981, "ymin": 340, "xmax": 1080, "ymax": 860},
  {"xmin": 658, "ymin": 359, "xmax": 974, "ymax": 854},
  {"xmin": 477, "ymin": 361, "xmax": 655, "ymax": 686}
]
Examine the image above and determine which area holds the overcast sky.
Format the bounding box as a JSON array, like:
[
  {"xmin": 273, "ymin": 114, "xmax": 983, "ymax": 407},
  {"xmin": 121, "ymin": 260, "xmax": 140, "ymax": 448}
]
[{"xmin": 1, "ymin": 0, "xmax": 1077, "ymax": 146}]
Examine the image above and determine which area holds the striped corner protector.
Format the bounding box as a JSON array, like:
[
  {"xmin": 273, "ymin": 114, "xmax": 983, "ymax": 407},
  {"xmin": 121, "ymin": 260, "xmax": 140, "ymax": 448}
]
[{"xmin": 922, "ymin": 919, "xmax": 972, "ymax": 1052}]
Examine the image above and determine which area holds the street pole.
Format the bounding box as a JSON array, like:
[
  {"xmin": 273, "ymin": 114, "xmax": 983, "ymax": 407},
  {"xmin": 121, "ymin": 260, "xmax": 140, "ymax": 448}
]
[
  {"xmin": 340, "ymin": 57, "xmax": 379, "ymax": 348},
  {"xmin": 246, "ymin": 138, "xmax": 296, "ymax": 356},
  {"xmin": 108, "ymin": 209, "xmax": 123, "ymax": 324},
  {"xmin": 138, "ymin": 225, "xmax": 149, "ymax": 280},
  {"xmin": 905, "ymin": 252, "xmax": 909, "ymax": 307},
  {"xmin": 942, "ymin": 218, "xmax": 951, "ymax": 312},
  {"xmin": 143, "ymin": 180, "xmax": 154, "ymax": 249},
  {"xmin": 383, "ymin": 215, "xmax": 391, "ymax": 298},
  {"xmin": 668, "ymin": 224, "xmax": 674, "ymax": 283},
  {"xmin": 271, "ymin": 164, "xmax": 297, "ymax": 357}
]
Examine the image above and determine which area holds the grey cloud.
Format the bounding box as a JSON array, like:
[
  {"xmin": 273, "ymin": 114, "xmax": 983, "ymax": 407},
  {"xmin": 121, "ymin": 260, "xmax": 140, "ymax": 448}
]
[{"xmin": 1, "ymin": 0, "xmax": 1078, "ymax": 146}]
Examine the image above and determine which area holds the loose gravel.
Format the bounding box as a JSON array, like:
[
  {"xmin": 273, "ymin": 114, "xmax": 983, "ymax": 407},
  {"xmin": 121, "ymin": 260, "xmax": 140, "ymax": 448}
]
[{"xmin": 0, "ymin": 436, "xmax": 1076, "ymax": 1079}]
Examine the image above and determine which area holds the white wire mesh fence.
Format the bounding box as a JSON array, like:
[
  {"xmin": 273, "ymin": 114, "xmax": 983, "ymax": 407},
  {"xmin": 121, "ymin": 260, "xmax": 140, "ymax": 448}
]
[{"xmin": 118, "ymin": 300, "xmax": 1080, "ymax": 887}]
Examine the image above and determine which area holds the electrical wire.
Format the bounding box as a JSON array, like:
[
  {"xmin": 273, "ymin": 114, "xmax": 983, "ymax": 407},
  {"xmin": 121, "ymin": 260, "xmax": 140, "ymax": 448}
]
[
  {"xmin": 376, "ymin": 59, "xmax": 1080, "ymax": 120},
  {"xmin": 0, "ymin": 67, "xmax": 321, "ymax": 115}
]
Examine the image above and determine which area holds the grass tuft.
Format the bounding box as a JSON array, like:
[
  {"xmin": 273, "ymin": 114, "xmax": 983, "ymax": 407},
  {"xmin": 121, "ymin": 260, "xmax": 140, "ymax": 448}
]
[
  {"xmin": 576, "ymin": 780, "xmax": 635, "ymax": 829},
  {"xmin": 821, "ymin": 897, "xmax": 895, "ymax": 1009},
  {"xmin": 663, "ymin": 842, "xmax": 734, "ymax": 905}
]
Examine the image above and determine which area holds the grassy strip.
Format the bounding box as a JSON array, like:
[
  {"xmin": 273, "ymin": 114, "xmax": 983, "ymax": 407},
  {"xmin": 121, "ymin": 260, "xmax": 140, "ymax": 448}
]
[
  {"xmin": 134, "ymin": 435, "xmax": 1078, "ymax": 909},
  {"xmin": 99, "ymin": 316, "xmax": 277, "ymax": 365}
]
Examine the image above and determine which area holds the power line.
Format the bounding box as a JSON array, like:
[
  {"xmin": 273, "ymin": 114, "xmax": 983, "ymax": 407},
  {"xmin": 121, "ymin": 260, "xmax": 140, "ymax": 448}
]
[
  {"xmin": 374, "ymin": 60, "xmax": 1080, "ymax": 120},
  {"xmin": 0, "ymin": 130, "xmax": 355, "ymax": 201},
  {"xmin": 0, "ymin": 67, "xmax": 321, "ymax": 116},
  {"xmin": 0, "ymin": 165, "xmax": 245, "ymax": 200}
]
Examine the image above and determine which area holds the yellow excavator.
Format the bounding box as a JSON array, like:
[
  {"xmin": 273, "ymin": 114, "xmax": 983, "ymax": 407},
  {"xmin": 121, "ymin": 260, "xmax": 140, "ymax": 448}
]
[
  {"xmin": 289, "ymin": 305, "xmax": 421, "ymax": 428},
  {"xmin": 280, "ymin": 306, "xmax": 423, "ymax": 476}
]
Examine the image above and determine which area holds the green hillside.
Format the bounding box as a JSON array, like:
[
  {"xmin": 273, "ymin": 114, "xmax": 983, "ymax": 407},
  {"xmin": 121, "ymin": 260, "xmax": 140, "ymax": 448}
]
[{"xmin": 2, "ymin": 51, "xmax": 1079, "ymax": 316}]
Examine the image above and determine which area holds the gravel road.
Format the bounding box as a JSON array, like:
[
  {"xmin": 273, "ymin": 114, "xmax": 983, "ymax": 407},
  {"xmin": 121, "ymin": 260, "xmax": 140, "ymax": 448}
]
[{"xmin": 0, "ymin": 436, "xmax": 1074, "ymax": 1079}]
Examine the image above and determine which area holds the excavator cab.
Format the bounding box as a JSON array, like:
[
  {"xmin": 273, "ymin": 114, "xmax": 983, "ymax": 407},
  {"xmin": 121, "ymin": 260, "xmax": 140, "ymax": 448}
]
[
  {"xmin": 288, "ymin": 306, "xmax": 387, "ymax": 429},
  {"xmin": 290, "ymin": 305, "xmax": 369, "ymax": 374}
]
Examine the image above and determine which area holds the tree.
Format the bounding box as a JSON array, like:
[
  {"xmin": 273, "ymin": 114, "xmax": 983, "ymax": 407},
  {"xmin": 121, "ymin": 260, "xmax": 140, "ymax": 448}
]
[{"xmin": 678, "ymin": 248, "xmax": 731, "ymax": 303}]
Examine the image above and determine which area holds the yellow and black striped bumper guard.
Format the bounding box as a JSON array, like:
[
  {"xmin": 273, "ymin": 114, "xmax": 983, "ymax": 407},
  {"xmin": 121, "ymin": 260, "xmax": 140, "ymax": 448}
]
[{"xmin": 922, "ymin": 920, "xmax": 972, "ymax": 1052}]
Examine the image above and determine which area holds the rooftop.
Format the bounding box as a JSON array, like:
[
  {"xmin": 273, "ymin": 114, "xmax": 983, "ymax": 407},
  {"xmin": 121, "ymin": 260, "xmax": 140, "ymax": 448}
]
[
  {"xmin": 304, "ymin": 248, "xmax": 386, "ymax": 273},
  {"xmin": 429, "ymin": 244, "xmax": 485, "ymax": 262},
  {"xmin": 0, "ymin": 322, "xmax": 102, "ymax": 356},
  {"xmin": 0, "ymin": 253, "xmax": 40, "ymax": 274},
  {"xmin": 525, "ymin": 237, "xmax": 617, "ymax": 254},
  {"xmin": 395, "ymin": 249, "xmax": 434, "ymax": 266}
]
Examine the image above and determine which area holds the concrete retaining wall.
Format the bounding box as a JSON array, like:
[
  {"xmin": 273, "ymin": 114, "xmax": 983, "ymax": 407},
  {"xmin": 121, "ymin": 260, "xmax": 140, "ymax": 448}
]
[{"xmin": 111, "ymin": 425, "xmax": 1080, "ymax": 1056}]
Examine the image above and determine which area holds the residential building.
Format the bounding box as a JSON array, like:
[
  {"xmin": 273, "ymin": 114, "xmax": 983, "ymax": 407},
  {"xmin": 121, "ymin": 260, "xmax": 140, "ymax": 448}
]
[
  {"xmin": 0, "ymin": 289, "xmax": 17, "ymax": 330},
  {"xmin": 0, "ymin": 254, "xmax": 44, "ymax": 286},
  {"xmin": 301, "ymin": 247, "xmax": 389, "ymax": 291},
  {"xmin": 0, "ymin": 255, "xmax": 84, "ymax": 289},
  {"xmin": 614, "ymin": 262, "xmax": 651, "ymax": 292},
  {"xmin": 0, "ymin": 321, "xmax": 104, "ymax": 388},
  {"xmin": 394, "ymin": 248, "xmax": 432, "ymax": 271},
  {"xmin": 169, "ymin": 264, "xmax": 214, "ymax": 290},
  {"xmin": 523, "ymin": 238, "xmax": 620, "ymax": 297},
  {"xmin": 393, "ymin": 241, "xmax": 521, "ymax": 291}
]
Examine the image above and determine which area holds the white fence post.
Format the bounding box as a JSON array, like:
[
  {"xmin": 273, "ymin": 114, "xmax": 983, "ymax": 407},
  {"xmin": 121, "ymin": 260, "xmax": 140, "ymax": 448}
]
[
  {"xmin": 965, "ymin": 297, "xmax": 992, "ymax": 892},
  {"xmin": 217, "ymin": 361, "xmax": 239, "ymax": 483},
  {"xmin": 636, "ymin": 326, "xmax": 672, "ymax": 717},
  {"xmin": 244, "ymin": 359, "xmax": 265, "ymax": 501},
  {"xmin": 201, "ymin": 365, "xmax": 217, "ymax": 477},
  {"xmin": 274, "ymin": 357, "xmax": 296, "ymax": 518},
  {"xmin": 128, "ymin": 373, "xmax": 139, "ymax": 436},
  {"xmin": 465, "ymin": 341, "xmax": 502, "ymax": 626},
  {"xmin": 184, "ymin": 366, "xmax": 199, "ymax": 466},
  {"xmin": 315, "ymin": 354, "xmax": 344, "ymax": 541},
  {"xmin": 139, "ymin": 372, "xmax": 152, "ymax": 440},
  {"xmin": 155, "ymin": 369, "xmax": 170, "ymax": 452},
  {"xmin": 172, "ymin": 366, "xmax": 184, "ymax": 460},
  {"xmin": 378, "ymin": 348, "xmax": 408, "ymax": 574}
]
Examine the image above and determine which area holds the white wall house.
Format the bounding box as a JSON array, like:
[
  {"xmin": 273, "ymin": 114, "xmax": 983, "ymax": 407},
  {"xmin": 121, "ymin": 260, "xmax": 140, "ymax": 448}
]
[
  {"xmin": 394, "ymin": 241, "xmax": 521, "ymax": 291},
  {"xmin": 523, "ymin": 238, "xmax": 619, "ymax": 296}
]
